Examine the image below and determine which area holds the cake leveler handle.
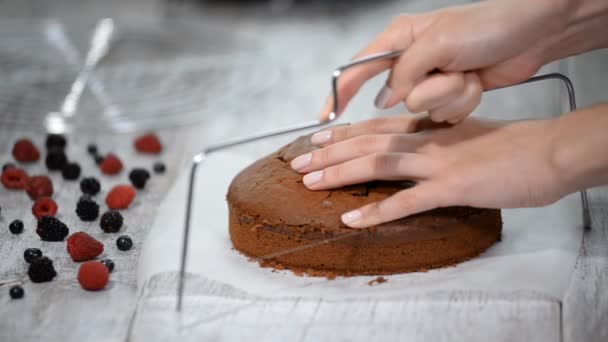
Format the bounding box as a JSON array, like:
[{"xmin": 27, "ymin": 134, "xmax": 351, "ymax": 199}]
[{"xmin": 176, "ymin": 50, "xmax": 591, "ymax": 312}]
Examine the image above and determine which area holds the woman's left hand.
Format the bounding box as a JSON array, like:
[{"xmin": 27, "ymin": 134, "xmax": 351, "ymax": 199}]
[{"xmin": 290, "ymin": 115, "xmax": 567, "ymax": 228}]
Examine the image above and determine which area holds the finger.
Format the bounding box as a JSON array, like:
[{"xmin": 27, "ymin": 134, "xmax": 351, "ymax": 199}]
[
  {"xmin": 291, "ymin": 134, "xmax": 428, "ymax": 173},
  {"xmin": 427, "ymin": 72, "xmax": 482, "ymax": 123},
  {"xmin": 341, "ymin": 181, "xmax": 449, "ymax": 228},
  {"xmin": 319, "ymin": 16, "xmax": 415, "ymax": 121},
  {"xmin": 311, "ymin": 114, "xmax": 427, "ymax": 147},
  {"xmin": 403, "ymin": 72, "xmax": 465, "ymax": 113},
  {"xmin": 302, "ymin": 152, "xmax": 436, "ymax": 190}
]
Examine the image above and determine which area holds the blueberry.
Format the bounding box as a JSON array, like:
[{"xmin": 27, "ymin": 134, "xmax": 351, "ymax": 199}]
[
  {"xmin": 24, "ymin": 248, "xmax": 43, "ymax": 263},
  {"xmin": 116, "ymin": 235, "xmax": 133, "ymax": 251},
  {"xmin": 94, "ymin": 155, "xmax": 104, "ymax": 165},
  {"xmin": 100, "ymin": 259, "xmax": 115, "ymax": 273},
  {"xmin": 2, "ymin": 162, "xmax": 15, "ymax": 172},
  {"xmin": 153, "ymin": 162, "xmax": 166, "ymax": 174},
  {"xmin": 87, "ymin": 144, "xmax": 98, "ymax": 156},
  {"xmin": 9, "ymin": 285, "xmax": 24, "ymax": 299},
  {"xmin": 9, "ymin": 220, "xmax": 24, "ymax": 234}
]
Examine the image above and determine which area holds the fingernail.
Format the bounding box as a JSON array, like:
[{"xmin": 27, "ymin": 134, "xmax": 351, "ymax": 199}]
[
  {"xmin": 291, "ymin": 153, "xmax": 312, "ymax": 171},
  {"xmin": 303, "ymin": 170, "xmax": 323, "ymax": 187},
  {"xmin": 311, "ymin": 131, "xmax": 332, "ymax": 145},
  {"xmin": 374, "ymin": 85, "xmax": 392, "ymax": 109},
  {"xmin": 341, "ymin": 210, "xmax": 362, "ymax": 225}
]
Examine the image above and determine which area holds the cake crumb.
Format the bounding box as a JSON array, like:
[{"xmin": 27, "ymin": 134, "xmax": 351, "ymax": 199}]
[
  {"xmin": 321, "ymin": 200, "xmax": 333, "ymax": 208},
  {"xmin": 367, "ymin": 277, "xmax": 388, "ymax": 286}
]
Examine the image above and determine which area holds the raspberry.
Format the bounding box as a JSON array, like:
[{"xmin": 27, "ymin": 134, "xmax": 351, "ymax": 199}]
[
  {"xmin": 32, "ymin": 197, "xmax": 58, "ymax": 220},
  {"xmin": 129, "ymin": 168, "xmax": 150, "ymax": 189},
  {"xmin": 78, "ymin": 261, "xmax": 110, "ymax": 291},
  {"xmin": 28, "ymin": 256, "xmax": 57, "ymax": 283},
  {"xmin": 2, "ymin": 162, "xmax": 15, "ymax": 171},
  {"xmin": 24, "ymin": 248, "xmax": 43, "ymax": 263},
  {"xmin": 116, "ymin": 235, "xmax": 133, "ymax": 251},
  {"xmin": 134, "ymin": 133, "xmax": 162, "ymax": 154},
  {"xmin": 12, "ymin": 139, "xmax": 40, "ymax": 162},
  {"xmin": 45, "ymin": 134, "xmax": 67, "ymax": 151},
  {"xmin": 100, "ymin": 154, "xmax": 123, "ymax": 175},
  {"xmin": 100, "ymin": 210, "xmax": 123, "ymax": 233},
  {"xmin": 25, "ymin": 175, "xmax": 53, "ymax": 200},
  {"xmin": 45, "ymin": 150, "xmax": 68, "ymax": 171},
  {"xmin": 1, "ymin": 168, "xmax": 28, "ymax": 189},
  {"xmin": 106, "ymin": 185, "xmax": 136, "ymax": 210},
  {"xmin": 36, "ymin": 216, "xmax": 69, "ymax": 241},
  {"xmin": 75, "ymin": 197, "xmax": 99, "ymax": 221},
  {"xmin": 61, "ymin": 162, "xmax": 81, "ymax": 180},
  {"xmin": 153, "ymin": 162, "xmax": 166, "ymax": 174},
  {"xmin": 80, "ymin": 177, "xmax": 101, "ymax": 196},
  {"xmin": 67, "ymin": 232, "xmax": 104, "ymax": 262},
  {"xmin": 9, "ymin": 220, "xmax": 24, "ymax": 234}
]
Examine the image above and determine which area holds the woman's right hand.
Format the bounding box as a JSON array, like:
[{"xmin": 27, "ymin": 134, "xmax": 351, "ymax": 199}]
[{"xmin": 320, "ymin": 0, "xmax": 569, "ymax": 123}]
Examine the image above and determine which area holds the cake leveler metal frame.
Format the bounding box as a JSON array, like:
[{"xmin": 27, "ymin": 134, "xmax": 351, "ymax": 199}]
[{"xmin": 176, "ymin": 49, "xmax": 591, "ymax": 311}]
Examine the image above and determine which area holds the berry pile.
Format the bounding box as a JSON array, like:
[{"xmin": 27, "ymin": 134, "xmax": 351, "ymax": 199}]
[{"xmin": 3, "ymin": 132, "xmax": 166, "ymax": 295}]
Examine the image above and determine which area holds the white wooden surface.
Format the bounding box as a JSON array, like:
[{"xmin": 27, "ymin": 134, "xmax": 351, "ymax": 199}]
[{"xmin": 0, "ymin": 0, "xmax": 606, "ymax": 341}]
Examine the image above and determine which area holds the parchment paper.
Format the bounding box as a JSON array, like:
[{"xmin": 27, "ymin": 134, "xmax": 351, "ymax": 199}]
[{"xmin": 138, "ymin": 152, "xmax": 582, "ymax": 301}]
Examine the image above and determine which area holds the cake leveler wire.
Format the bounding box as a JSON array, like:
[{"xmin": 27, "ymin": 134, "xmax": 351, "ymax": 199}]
[{"xmin": 176, "ymin": 50, "xmax": 591, "ymax": 311}]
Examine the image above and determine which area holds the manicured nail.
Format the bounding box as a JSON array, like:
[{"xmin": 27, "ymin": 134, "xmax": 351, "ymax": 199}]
[
  {"xmin": 311, "ymin": 131, "xmax": 332, "ymax": 145},
  {"xmin": 374, "ymin": 85, "xmax": 392, "ymax": 109},
  {"xmin": 341, "ymin": 210, "xmax": 362, "ymax": 225},
  {"xmin": 303, "ymin": 170, "xmax": 323, "ymax": 187},
  {"xmin": 291, "ymin": 153, "xmax": 312, "ymax": 171}
]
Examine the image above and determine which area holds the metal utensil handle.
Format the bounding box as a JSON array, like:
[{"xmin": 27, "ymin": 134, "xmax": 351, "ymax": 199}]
[{"xmin": 176, "ymin": 50, "xmax": 590, "ymax": 311}]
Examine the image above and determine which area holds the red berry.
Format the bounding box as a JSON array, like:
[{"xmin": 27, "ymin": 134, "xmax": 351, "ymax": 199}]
[
  {"xmin": 100, "ymin": 154, "xmax": 123, "ymax": 175},
  {"xmin": 25, "ymin": 175, "xmax": 53, "ymax": 200},
  {"xmin": 105, "ymin": 185, "xmax": 136, "ymax": 210},
  {"xmin": 32, "ymin": 197, "xmax": 58, "ymax": 220},
  {"xmin": 77, "ymin": 261, "xmax": 109, "ymax": 291},
  {"xmin": 67, "ymin": 232, "xmax": 104, "ymax": 262},
  {"xmin": 134, "ymin": 133, "xmax": 162, "ymax": 154},
  {"xmin": 1, "ymin": 168, "xmax": 28, "ymax": 189},
  {"xmin": 12, "ymin": 139, "xmax": 40, "ymax": 162}
]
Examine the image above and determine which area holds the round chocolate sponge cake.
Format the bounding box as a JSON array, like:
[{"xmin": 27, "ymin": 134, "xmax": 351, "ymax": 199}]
[{"xmin": 227, "ymin": 135, "xmax": 502, "ymax": 277}]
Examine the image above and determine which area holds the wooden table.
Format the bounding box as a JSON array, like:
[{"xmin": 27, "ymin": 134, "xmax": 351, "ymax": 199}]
[{"xmin": 0, "ymin": 0, "xmax": 607, "ymax": 341}]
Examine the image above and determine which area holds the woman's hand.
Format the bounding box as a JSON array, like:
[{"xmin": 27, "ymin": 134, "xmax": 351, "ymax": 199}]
[
  {"xmin": 291, "ymin": 115, "xmax": 568, "ymax": 228},
  {"xmin": 320, "ymin": 0, "xmax": 569, "ymax": 123}
]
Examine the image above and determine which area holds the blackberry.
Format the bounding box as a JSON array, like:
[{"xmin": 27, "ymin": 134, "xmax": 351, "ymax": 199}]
[
  {"xmin": 45, "ymin": 150, "xmax": 67, "ymax": 171},
  {"xmin": 9, "ymin": 285, "xmax": 24, "ymax": 299},
  {"xmin": 61, "ymin": 162, "xmax": 81, "ymax": 180},
  {"xmin": 100, "ymin": 259, "xmax": 115, "ymax": 273},
  {"xmin": 129, "ymin": 168, "xmax": 150, "ymax": 189},
  {"xmin": 116, "ymin": 235, "xmax": 133, "ymax": 251},
  {"xmin": 28, "ymin": 256, "xmax": 57, "ymax": 283},
  {"xmin": 24, "ymin": 248, "xmax": 43, "ymax": 263},
  {"xmin": 153, "ymin": 162, "xmax": 166, "ymax": 174},
  {"xmin": 36, "ymin": 216, "xmax": 69, "ymax": 241},
  {"xmin": 87, "ymin": 143, "xmax": 98, "ymax": 155},
  {"xmin": 9, "ymin": 220, "xmax": 24, "ymax": 234},
  {"xmin": 76, "ymin": 197, "xmax": 99, "ymax": 221},
  {"xmin": 100, "ymin": 210, "xmax": 123, "ymax": 233},
  {"xmin": 45, "ymin": 134, "xmax": 67, "ymax": 151},
  {"xmin": 2, "ymin": 162, "xmax": 15, "ymax": 171},
  {"xmin": 94, "ymin": 155, "xmax": 104, "ymax": 165},
  {"xmin": 80, "ymin": 177, "xmax": 101, "ymax": 196}
]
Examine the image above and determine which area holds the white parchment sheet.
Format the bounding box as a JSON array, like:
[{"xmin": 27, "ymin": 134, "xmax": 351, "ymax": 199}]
[{"xmin": 139, "ymin": 153, "xmax": 582, "ymax": 301}]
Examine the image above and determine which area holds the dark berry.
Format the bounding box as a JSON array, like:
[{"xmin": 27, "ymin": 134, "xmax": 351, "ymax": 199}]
[
  {"xmin": 36, "ymin": 216, "xmax": 69, "ymax": 241},
  {"xmin": 153, "ymin": 162, "xmax": 166, "ymax": 174},
  {"xmin": 100, "ymin": 259, "xmax": 115, "ymax": 273},
  {"xmin": 76, "ymin": 197, "xmax": 99, "ymax": 221},
  {"xmin": 87, "ymin": 144, "xmax": 98, "ymax": 155},
  {"xmin": 9, "ymin": 220, "xmax": 24, "ymax": 234},
  {"xmin": 100, "ymin": 211, "xmax": 123, "ymax": 233},
  {"xmin": 94, "ymin": 155, "xmax": 104, "ymax": 165},
  {"xmin": 28, "ymin": 256, "xmax": 57, "ymax": 283},
  {"xmin": 24, "ymin": 248, "xmax": 43, "ymax": 263},
  {"xmin": 45, "ymin": 134, "xmax": 67, "ymax": 151},
  {"xmin": 61, "ymin": 162, "xmax": 81, "ymax": 180},
  {"xmin": 9, "ymin": 285, "xmax": 24, "ymax": 299},
  {"xmin": 129, "ymin": 168, "xmax": 150, "ymax": 189},
  {"xmin": 80, "ymin": 177, "xmax": 101, "ymax": 196},
  {"xmin": 2, "ymin": 162, "xmax": 15, "ymax": 172},
  {"xmin": 116, "ymin": 235, "xmax": 133, "ymax": 251},
  {"xmin": 45, "ymin": 150, "xmax": 67, "ymax": 171}
]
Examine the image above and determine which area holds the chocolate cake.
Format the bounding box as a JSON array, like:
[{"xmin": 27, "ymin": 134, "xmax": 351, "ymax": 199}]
[{"xmin": 227, "ymin": 135, "xmax": 502, "ymax": 277}]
